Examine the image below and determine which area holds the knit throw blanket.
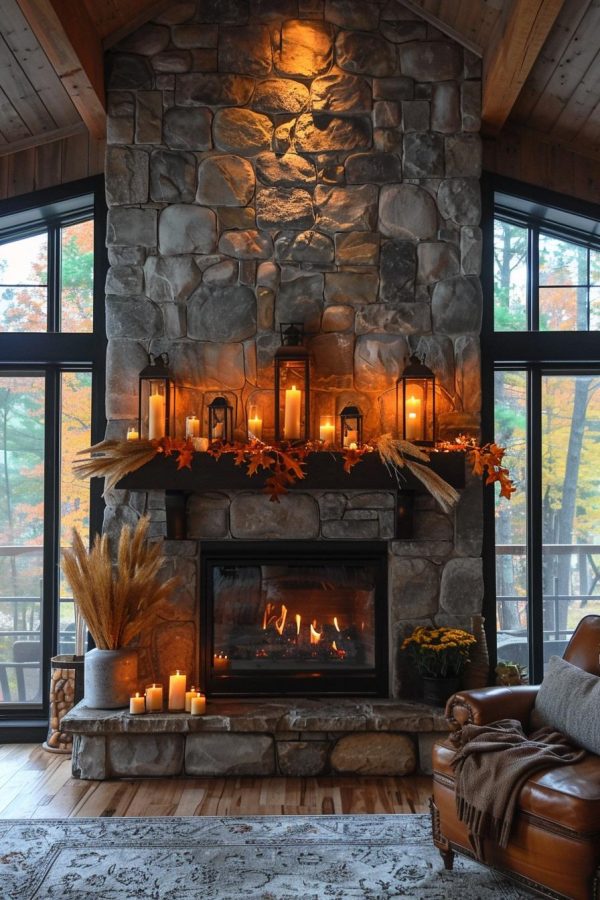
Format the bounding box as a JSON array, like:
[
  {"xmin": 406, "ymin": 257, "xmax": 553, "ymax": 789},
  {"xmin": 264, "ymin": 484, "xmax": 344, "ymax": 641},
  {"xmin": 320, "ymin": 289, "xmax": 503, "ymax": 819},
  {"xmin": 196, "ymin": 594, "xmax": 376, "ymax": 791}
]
[{"xmin": 452, "ymin": 718, "xmax": 585, "ymax": 861}]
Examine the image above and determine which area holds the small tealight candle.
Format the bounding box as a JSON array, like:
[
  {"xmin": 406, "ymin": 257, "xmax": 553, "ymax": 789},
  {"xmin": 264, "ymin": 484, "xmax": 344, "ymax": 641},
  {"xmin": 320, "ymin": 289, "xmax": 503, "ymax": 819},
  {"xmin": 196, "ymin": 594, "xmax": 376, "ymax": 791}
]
[
  {"xmin": 168, "ymin": 670, "xmax": 187, "ymax": 711},
  {"xmin": 319, "ymin": 416, "xmax": 335, "ymax": 444},
  {"xmin": 192, "ymin": 436, "xmax": 209, "ymax": 452},
  {"xmin": 185, "ymin": 686, "xmax": 199, "ymax": 713},
  {"xmin": 126, "ymin": 427, "xmax": 139, "ymax": 441},
  {"xmin": 145, "ymin": 683, "xmax": 163, "ymax": 712},
  {"xmin": 213, "ymin": 652, "xmax": 229, "ymax": 672},
  {"xmin": 190, "ymin": 694, "xmax": 206, "ymax": 716},
  {"xmin": 349, "ymin": 441, "xmax": 358, "ymax": 450},
  {"xmin": 129, "ymin": 692, "xmax": 145, "ymax": 714}
]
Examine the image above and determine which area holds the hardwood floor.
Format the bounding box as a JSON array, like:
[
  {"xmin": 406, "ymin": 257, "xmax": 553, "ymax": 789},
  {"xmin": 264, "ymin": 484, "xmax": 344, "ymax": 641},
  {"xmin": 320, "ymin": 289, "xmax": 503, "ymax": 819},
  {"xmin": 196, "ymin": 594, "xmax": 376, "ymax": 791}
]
[{"xmin": 0, "ymin": 744, "xmax": 432, "ymax": 818}]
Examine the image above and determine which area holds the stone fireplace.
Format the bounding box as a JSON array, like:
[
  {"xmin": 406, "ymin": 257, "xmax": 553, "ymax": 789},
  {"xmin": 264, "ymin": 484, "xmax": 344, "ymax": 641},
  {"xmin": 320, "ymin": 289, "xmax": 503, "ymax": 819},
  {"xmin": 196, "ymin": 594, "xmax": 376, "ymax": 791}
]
[{"xmin": 102, "ymin": 0, "xmax": 484, "ymax": 706}]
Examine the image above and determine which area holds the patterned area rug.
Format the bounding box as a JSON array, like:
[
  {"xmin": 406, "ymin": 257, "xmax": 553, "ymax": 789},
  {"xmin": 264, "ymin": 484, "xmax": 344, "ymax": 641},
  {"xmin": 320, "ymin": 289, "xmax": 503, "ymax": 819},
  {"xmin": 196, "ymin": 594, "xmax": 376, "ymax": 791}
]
[{"xmin": 0, "ymin": 814, "xmax": 535, "ymax": 899}]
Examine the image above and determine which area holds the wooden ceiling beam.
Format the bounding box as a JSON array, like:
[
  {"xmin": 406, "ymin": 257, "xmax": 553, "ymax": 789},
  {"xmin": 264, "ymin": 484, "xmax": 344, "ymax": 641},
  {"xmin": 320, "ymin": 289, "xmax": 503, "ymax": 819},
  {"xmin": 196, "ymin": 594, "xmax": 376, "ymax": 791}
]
[
  {"xmin": 15, "ymin": 0, "xmax": 105, "ymax": 140},
  {"xmin": 482, "ymin": 0, "xmax": 567, "ymax": 136}
]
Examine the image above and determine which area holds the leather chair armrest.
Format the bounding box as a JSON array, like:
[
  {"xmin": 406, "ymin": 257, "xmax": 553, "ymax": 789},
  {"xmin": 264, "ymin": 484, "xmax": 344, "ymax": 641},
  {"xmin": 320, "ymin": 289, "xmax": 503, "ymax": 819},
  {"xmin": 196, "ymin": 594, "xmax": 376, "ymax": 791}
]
[{"xmin": 446, "ymin": 685, "xmax": 539, "ymax": 732}]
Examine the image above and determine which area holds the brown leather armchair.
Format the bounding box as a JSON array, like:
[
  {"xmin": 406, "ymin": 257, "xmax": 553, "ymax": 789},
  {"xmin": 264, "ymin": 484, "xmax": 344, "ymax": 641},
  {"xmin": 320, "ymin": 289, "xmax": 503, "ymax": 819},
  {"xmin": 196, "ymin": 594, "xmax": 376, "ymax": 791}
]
[{"xmin": 431, "ymin": 615, "xmax": 600, "ymax": 900}]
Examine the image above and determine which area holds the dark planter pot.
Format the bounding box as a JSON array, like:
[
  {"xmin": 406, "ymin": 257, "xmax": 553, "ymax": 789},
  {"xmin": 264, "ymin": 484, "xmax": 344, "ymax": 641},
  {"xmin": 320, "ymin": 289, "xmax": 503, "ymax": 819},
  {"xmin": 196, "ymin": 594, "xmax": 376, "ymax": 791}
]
[{"xmin": 422, "ymin": 675, "xmax": 461, "ymax": 707}]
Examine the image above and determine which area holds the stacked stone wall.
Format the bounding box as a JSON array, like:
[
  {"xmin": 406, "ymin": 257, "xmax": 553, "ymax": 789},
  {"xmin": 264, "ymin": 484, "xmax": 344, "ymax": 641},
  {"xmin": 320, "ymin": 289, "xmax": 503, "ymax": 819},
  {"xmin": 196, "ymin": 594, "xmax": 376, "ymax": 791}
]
[{"xmin": 102, "ymin": 0, "xmax": 484, "ymax": 699}]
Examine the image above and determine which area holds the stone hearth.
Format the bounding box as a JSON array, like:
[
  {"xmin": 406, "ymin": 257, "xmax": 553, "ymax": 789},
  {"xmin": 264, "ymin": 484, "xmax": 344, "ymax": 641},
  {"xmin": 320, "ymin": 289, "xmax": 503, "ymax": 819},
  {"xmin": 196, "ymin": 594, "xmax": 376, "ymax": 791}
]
[{"xmin": 64, "ymin": 698, "xmax": 449, "ymax": 778}]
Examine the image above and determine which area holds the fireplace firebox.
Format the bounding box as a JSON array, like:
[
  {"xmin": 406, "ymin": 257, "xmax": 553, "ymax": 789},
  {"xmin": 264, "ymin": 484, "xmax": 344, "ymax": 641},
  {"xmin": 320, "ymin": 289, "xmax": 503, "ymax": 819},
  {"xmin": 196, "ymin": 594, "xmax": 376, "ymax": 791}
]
[{"xmin": 200, "ymin": 542, "xmax": 388, "ymax": 696}]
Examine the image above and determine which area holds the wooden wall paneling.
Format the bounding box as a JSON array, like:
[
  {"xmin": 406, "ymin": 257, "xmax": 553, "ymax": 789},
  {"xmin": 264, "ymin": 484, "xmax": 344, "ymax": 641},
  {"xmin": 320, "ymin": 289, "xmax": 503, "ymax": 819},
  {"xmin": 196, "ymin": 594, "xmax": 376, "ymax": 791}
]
[
  {"xmin": 516, "ymin": 0, "xmax": 600, "ymax": 132},
  {"xmin": 484, "ymin": 127, "xmax": 600, "ymax": 205},
  {"xmin": 510, "ymin": 0, "xmax": 592, "ymax": 123},
  {"xmin": 87, "ymin": 136, "xmax": 106, "ymax": 177},
  {"xmin": 0, "ymin": 33, "xmax": 57, "ymax": 134},
  {"xmin": 61, "ymin": 130, "xmax": 93, "ymax": 183},
  {"xmin": 34, "ymin": 138, "xmax": 62, "ymax": 190},
  {"xmin": 0, "ymin": 84, "xmax": 29, "ymax": 142},
  {"xmin": 2, "ymin": 0, "xmax": 79, "ymax": 129},
  {"xmin": 0, "ymin": 155, "xmax": 9, "ymax": 198},
  {"xmin": 5, "ymin": 146, "xmax": 35, "ymax": 198}
]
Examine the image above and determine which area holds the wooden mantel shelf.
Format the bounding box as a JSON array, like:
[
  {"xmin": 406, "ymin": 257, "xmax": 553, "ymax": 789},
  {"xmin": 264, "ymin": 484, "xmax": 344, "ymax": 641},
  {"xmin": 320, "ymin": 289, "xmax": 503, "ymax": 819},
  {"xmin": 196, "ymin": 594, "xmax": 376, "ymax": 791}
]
[{"xmin": 117, "ymin": 450, "xmax": 465, "ymax": 493}]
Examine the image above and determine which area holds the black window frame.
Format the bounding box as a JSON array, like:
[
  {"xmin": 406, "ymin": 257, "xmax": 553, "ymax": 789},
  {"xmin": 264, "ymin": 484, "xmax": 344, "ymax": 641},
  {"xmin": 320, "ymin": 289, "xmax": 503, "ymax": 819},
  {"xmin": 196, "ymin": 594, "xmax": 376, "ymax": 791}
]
[
  {"xmin": 482, "ymin": 172, "xmax": 600, "ymax": 685},
  {"xmin": 0, "ymin": 176, "xmax": 107, "ymax": 739}
]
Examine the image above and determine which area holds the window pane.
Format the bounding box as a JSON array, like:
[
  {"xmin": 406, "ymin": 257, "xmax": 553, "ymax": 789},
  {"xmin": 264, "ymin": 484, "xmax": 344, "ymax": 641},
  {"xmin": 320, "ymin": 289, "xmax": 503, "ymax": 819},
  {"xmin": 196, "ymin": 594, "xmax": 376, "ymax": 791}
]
[
  {"xmin": 591, "ymin": 287, "xmax": 600, "ymax": 330},
  {"xmin": 539, "ymin": 286, "xmax": 588, "ymax": 331},
  {"xmin": 494, "ymin": 220, "xmax": 528, "ymax": 331},
  {"xmin": 59, "ymin": 372, "xmax": 92, "ymax": 654},
  {"xmin": 539, "ymin": 235, "xmax": 587, "ymax": 286},
  {"xmin": 0, "ymin": 234, "xmax": 47, "ymax": 332},
  {"xmin": 0, "ymin": 375, "xmax": 45, "ymax": 705},
  {"xmin": 591, "ymin": 249, "xmax": 600, "ymax": 286},
  {"xmin": 541, "ymin": 375, "xmax": 600, "ymax": 668},
  {"xmin": 495, "ymin": 370, "xmax": 529, "ymax": 677},
  {"xmin": 60, "ymin": 220, "xmax": 94, "ymax": 333}
]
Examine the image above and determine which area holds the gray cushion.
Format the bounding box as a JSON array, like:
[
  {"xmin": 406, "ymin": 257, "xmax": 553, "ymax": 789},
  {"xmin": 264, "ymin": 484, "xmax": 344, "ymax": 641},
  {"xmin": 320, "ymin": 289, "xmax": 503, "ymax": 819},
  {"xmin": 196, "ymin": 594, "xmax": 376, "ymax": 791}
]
[{"xmin": 534, "ymin": 655, "xmax": 600, "ymax": 755}]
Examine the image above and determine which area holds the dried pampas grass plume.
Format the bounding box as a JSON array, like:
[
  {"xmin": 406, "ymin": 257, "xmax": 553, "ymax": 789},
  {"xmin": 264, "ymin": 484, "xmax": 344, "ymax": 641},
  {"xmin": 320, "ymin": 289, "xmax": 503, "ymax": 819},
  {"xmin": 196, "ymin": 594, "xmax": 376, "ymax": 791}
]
[
  {"xmin": 73, "ymin": 439, "xmax": 159, "ymax": 495},
  {"xmin": 62, "ymin": 516, "xmax": 179, "ymax": 650},
  {"xmin": 376, "ymin": 433, "xmax": 459, "ymax": 514}
]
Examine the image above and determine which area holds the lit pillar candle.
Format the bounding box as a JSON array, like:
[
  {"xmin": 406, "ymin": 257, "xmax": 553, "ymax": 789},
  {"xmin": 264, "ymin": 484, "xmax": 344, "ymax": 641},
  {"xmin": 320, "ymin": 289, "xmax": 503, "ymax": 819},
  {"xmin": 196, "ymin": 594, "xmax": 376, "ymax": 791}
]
[
  {"xmin": 213, "ymin": 652, "xmax": 229, "ymax": 672},
  {"xmin": 145, "ymin": 683, "xmax": 163, "ymax": 712},
  {"xmin": 284, "ymin": 385, "xmax": 302, "ymax": 440},
  {"xmin": 319, "ymin": 416, "xmax": 335, "ymax": 444},
  {"xmin": 185, "ymin": 686, "xmax": 199, "ymax": 712},
  {"xmin": 168, "ymin": 670, "xmax": 186, "ymax": 711},
  {"xmin": 185, "ymin": 415, "xmax": 200, "ymax": 439},
  {"xmin": 405, "ymin": 395, "xmax": 422, "ymax": 441},
  {"xmin": 148, "ymin": 390, "xmax": 165, "ymax": 440},
  {"xmin": 129, "ymin": 692, "xmax": 145, "ymax": 714},
  {"xmin": 192, "ymin": 436, "xmax": 209, "ymax": 452},
  {"xmin": 126, "ymin": 427, "xmax": 139, "ymax": 441},
  {"xmin": 248, "ymin": 405, "xmax": 263, "ymax": 441},
  {"xmin": 190, "ymin": 694, "xmax": 206, "ymax": 716},
  {"xmin": 212, "ymin": 421, "xmax": 224, "ymax": 439},
  {"xmin": 343, "ymin": 429, "xmax": 358, "ymax": 448}
]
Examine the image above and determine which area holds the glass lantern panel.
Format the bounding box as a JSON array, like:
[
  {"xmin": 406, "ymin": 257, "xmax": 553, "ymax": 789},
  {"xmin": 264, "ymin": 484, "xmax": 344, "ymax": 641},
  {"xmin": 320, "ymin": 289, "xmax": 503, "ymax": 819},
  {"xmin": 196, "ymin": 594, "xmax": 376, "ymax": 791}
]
[
  {"xmin": 403, "ymin": 378, "xmax": 434, "ymax": 442},
  {"xmin": 210, "ymin": 406, "xmax": 229, "ymax": 441},
  {"xmin": 141, "ymin": 379, "xmax": 167, "ymax": 440},
  {"xmin": 342, "ymin": 417, "xmax": 360, "ymax": 448}
]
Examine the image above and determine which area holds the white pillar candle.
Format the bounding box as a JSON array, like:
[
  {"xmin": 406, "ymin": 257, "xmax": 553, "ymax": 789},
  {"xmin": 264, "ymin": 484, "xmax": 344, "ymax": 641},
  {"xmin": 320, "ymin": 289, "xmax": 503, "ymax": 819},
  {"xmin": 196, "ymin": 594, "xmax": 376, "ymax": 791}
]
[
  {"xmin": 192, "ymin": 436, "xmax": 209, "ymax": 452},
  {"xmin": 168, "ymin": 670, "xmax": 186, "ymax": 711},
  {"xmin": 405, "ymin": 395, "xmax": 422, "ymax": 441},
  {"xmin": 148, "ymin": 391, "xmax": 165, "ymax": 440},
  {"xmin": 343, "ymin": 428, "xmax": 358, "ymax": 448},
  {"xmin": 190, "ymin": 694, "xmax": 206, "ymax": 716},
  {"xmin": 185, "ymin": 686, "xmax": 199, "ymax": 713},
  {"xmin": 319, "ymin": 416, "xmax": 335, "ymax": 444},
  {"xmin": 129, "ymin": 692, "xmax": 145, "ymax": 714},
  {"xmin": 185, "ymin": 415, "xmax": 200, "ymax": 438},
  {"xmin": 212, "ymin": 421, "xmax": 224, "ymax": 439},
  {"xmin": 284, "ymin": 385, "xmax": 302, "ymax": 440},
  {"xmin": 145, "ymin": 683, "xmax": 163, "ymax": 712},
  {"xmin": 126, "ymin": 427, "xmax": 139, "ymax": 441},
  {"xmin": 248, "ymin": 405, "xmax": 263, "ymax": 441}
]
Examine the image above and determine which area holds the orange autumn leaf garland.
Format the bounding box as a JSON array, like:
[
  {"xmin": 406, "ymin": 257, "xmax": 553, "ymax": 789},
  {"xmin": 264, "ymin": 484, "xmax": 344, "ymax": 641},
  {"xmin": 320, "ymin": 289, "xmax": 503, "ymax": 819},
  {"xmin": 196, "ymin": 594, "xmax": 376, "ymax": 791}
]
[{"xmin": 438, "ymin": 435, "xmax": 516, "ymax": 499}]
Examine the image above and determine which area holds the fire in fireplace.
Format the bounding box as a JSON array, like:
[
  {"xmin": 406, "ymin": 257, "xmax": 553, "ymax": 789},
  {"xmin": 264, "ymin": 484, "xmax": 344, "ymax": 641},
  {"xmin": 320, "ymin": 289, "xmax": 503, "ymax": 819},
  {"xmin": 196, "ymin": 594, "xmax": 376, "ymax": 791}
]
[{"xmin": 200, "ymin": 542, "xmax": 388, "ymax": 696}]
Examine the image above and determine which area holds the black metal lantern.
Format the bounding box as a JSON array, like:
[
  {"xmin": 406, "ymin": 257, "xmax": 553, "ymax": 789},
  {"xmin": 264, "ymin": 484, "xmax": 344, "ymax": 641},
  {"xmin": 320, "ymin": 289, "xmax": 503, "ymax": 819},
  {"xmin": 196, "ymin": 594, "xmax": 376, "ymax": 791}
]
[
  {"xmin": 274, "ymin": 323, "xmax": 310, "ymax": 442},
  {"xmin": 138, "ymin": 352, "xmax": 176, "ymax": 440},
  {"xmin": 208, "ymin": 396, "xmax": 234, "ymax": 443},
  {"xmin": 396, "ymin": 355, "xmax": 436, "ymax": 445},
  {"xmin": 340, "ymin": 405, "xmax": 363, "ymax": 448}
]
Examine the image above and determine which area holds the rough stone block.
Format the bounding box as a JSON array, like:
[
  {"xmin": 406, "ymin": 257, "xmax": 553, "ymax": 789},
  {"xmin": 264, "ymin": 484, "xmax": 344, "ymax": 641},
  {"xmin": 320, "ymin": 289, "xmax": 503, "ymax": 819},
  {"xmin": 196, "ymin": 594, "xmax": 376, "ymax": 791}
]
[
  {"xmin": 315, "ymin": 184, "xmax": 378, "ymax": 232},
  {"xmin": 218, "ymin": 24, "xmax": 272, "ymax": 75},
  {"xmin": 158, "ymin": 205, "xmax": 217, "ymax": 255},
  {"xmin": 152, "ymin": 51, "xmax": 192, "ymax": 73},
  {"xmin": 322, "ymin": 305, "xmax": 354, "ymax": 332},
  {"xmin": 335, "ymin": 30, "xmax": 396, "ymax": 76},
  {"xmin": 379, "ymin": 184, "xmax": 437, "ymax": 240},
  {"xmin": 219, "ymin": 230, "xmax": 273, "ymax": 260},
  {"xmin": 355, "ymin": 303, "xmax": 430, "ymax": 335},
  {"xmin": 163, "ymin": 108, "xmax": 213, "ymax": 151},
  {"xmin": 175, "ymin": 73, "xmax": 254, "ymax": 107},
  {"xmin": 310, "ymin": 332, "xmax": 354, "ymax": 389},
  {"xmin": 331, "ymin": 733, "xmax": 416, "ymax": 775},
  {"xmin": 135, "ymin": 91, "xmax": 162, "ymax": 144},
  {"xmin": 381, "ymin": 19, "xmax": 426, "ymax": 43},
  {"xmin": 324, "ymin": 271, "xmax": 378, "ymax": 306},
  {"xmin": 107, "ymin": 53, "xmax": 153, "ymax": 91},
  {"xmin": 185, "ymin": 733, "xmax": 275, "ymax": 775},
  {"xmin": 311, "ymin": 73, "xmax": 372, "ymax": 113},
  {"xmin": 403, "ymin": 132, "xmax": 444, "ymax": 177},
  {"xmin": 187, "ymin": 284, "xmax": 256, "ymax": 341},
  {"xmin": 431, "ymin": 275, "xmax": 482, "ymax": 334},
  {"xmin": 439, "ymin": 558, "xmax": 483, "ymax": 615},
  {"xmin": 197, "ymin": 155, "xmax": 255, "ymax": 207},
  {"xmin": 275, "ymin": 19, "xmax": 333, "ymax": 77},
  {"xmin": 106, "ymin": 296, "xmax": 162, "ymax": 340},
  {"xmin": 254, "ymin": 78, "xmax": 309, "ymax": 113},
  {"xmin": 107, "ymin": 734, "xmax": 184, "ymax": 777},
  {"xmin": 294, "ymin": 114, "xmax": 372, "ymax": 153},
  {"xmin": 354, "ymin": 333, "xmax": 409, "ymax": 391},
  {"xmin": 373, "ymin": 76, "xmax": 414, "ymax": 100},
  {"xmin": 256, "ymin": 187, "xmax": 315, "ymax": 230},
  {"xmin": 461, "ymin": 80, "xmax": 481, "ymax": 132},
  {"xmin": 399, "ymin": 41, "xmax": 462, "ymax": 81},
  {"xmin": 277, "ymin": 740, "xmax": 330, "ymax": 775},
  {"xmin": 172, "ymin": 23, "xmax": 218, "ymax": 46},
  {"xmin": 71, "ymin": 734, "xmax": 107, "ymax": 780},
  {"xmin": 144, "ymin": 256, "xmax": 202, "ymax": 303},
  {"xmin": 187, "ymin": 493, "xmax": 230, "ymax": 538},
  {"xmin": 417, "ymin": 241, "xmax": 459, "ymax": 284},
  {"xmin": 445, "ymin": 134, "xmax": 482, "ymax": 178},
  {"xmin": 335, "ymin": 232, "xmax": 380, "ymax": 266},
  {"xmin": 275, "ymin": 230, "xmax": 334, "ymax": 264},
  {"xmin": 460, "ymin": 226, "xmax": 482, "ymax": 276},
  {"xmin": 322, "ymin": 519, "xmax": 379, "ymax": 539},
  {"xmin": 345, "ymin": 151, "xmax": 401, "ymax": 184},
  {"xmin": 170, "ymin": 341, "xmax": 246, "ymax": 390},
  {"xmin": 213, "ymin": 107, "xmax": 273, "ymax": 155},
  {"xmin": 275, "ymin": 273, "xmax": 324, "ymax": 332},
  {"xmin": 437, "ymin": 178, "xmax": 481, "ymax": 227},
  {"xmin": 118, "ymin": 24, "xmax": 170, "ymax": 55},
  {"xmin": 107, "ymin": 208, "xmax": 157, "ymax": 248},
  {"xmin": 431, "ymin": 82, "xmax": 460, "ymax": 133},
  {"xmin": 231, "ymin": 493, "xmax": 320, "ymax": 539},
  {"xmin": 150, "ymin": 149, "xmax": 196, "ymax": 203},
  {"xmin": 105, "ymin": 147, "xmax": 149, "ymax": 206},
  {"xmin": 380, "ymin": 239, "xmax": 416, "ymax": 301},
  {"xmin": 401, "ymin": 99, "xmax": 430, "ymax": 132},
  {"xmin": 390, "ymin": 556, "xmax": 439, "ymax": 617},
  {"xmin": 256, "ymin": 152, "xmax": 316, "ymax": 188},
  {"xmin": 105, "ymin": 265, "xmax": 144, "ymax": 296}
]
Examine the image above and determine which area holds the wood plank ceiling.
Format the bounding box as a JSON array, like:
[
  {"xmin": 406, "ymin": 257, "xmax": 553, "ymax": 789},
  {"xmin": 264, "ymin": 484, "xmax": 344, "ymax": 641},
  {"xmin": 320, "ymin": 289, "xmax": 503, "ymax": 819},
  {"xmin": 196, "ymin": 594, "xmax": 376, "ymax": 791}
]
[{"xmin": 0, "ymin": 0, "xmax": 598, "ymax": 171}]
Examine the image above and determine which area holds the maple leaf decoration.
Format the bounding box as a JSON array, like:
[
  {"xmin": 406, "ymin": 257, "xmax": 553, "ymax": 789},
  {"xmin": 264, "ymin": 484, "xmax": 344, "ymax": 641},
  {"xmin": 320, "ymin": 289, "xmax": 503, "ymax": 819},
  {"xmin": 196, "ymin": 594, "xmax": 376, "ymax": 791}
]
[
  {"xmin": 341, "ymin": 446, "xmax": 365, "ymax": 474},
  {"xmin": 439, "ymin": 435, "xmax": 516, "ymax": 499}
]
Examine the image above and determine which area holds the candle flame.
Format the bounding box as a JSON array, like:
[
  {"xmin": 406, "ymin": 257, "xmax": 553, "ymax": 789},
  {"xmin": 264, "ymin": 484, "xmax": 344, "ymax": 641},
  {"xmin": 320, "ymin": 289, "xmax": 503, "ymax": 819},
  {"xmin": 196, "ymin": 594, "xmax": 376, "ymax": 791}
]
[
  {"xmin": 296, "ymin": 614, "xmax": 301, "ymax": 635},
  {"xmin": 310, "ymin": 623, "xmax": 322, "ymax": 644},
  {"xmin": 135, "ymin": 692, "xmax": 140, "ymax": 698},
  {"xmin": 333, "ymin": 616, "xmax": 340, "ymax": 632}
]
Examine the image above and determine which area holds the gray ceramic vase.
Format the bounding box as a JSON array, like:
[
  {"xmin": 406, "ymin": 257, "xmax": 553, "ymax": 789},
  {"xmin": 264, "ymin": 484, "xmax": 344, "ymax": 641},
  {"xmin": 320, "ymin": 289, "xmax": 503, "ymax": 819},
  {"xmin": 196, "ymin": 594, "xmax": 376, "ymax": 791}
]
[{"xmin": 84, "ymin": 647, "xmax": 138, "ymax": 709}]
